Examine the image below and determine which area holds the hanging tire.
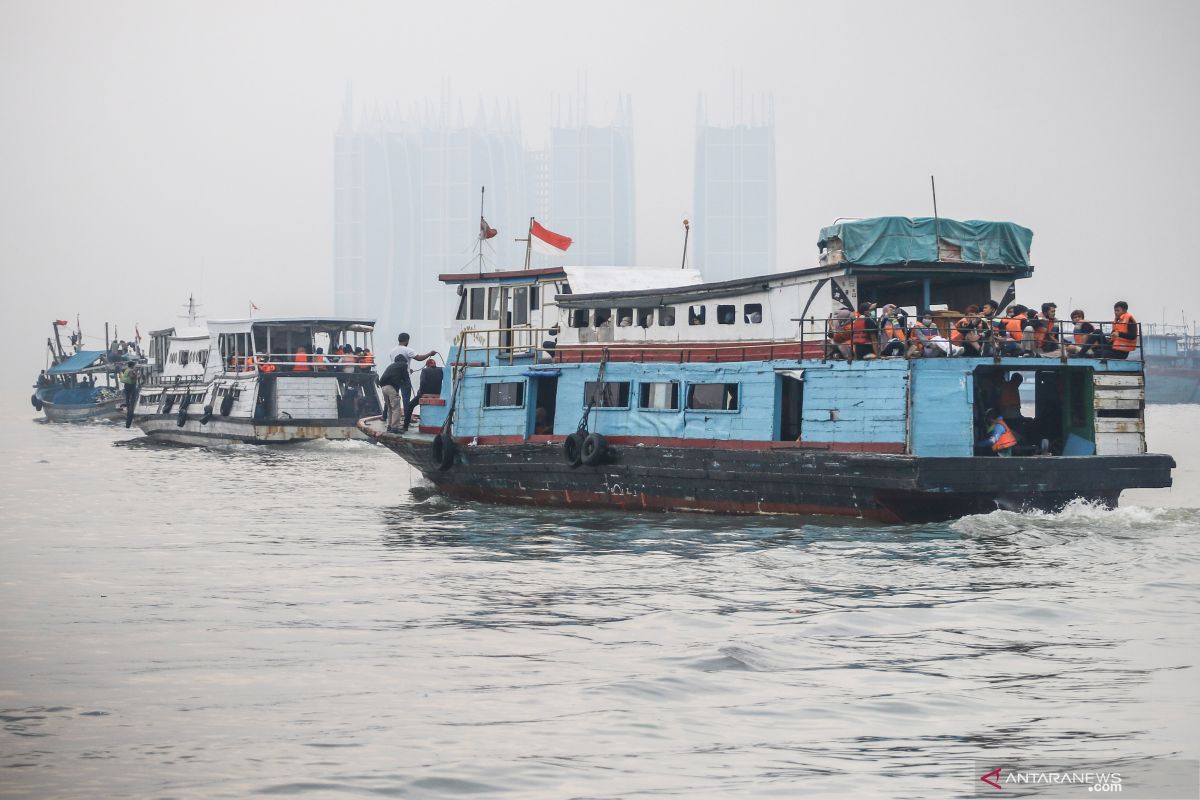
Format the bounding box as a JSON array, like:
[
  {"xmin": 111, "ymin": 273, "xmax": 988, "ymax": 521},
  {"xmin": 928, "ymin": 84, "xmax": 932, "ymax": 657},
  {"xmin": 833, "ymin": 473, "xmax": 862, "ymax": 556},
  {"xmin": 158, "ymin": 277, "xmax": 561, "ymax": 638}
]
[
  {"xmin": 220, "ymin": 393, "xmax": 235, "ymax": 416},
  {"xmin": 31, "ymin": 394, "xmax": 42, "ymax": 411},
  {"xmin": 176, "ymin": 401, "xmax": 190, "ymax": 427},
  {"xmin": 563, "ymin": 432, "xmax": 584, "ymax": 467},
  {"xmin": 200, "ymin": 405, "xmax": 214, "ymax": 425},
  {"xmin": 430, "ymin": 433, "xmax": 456, "ymax": 471},
  {"xmin": 581, "ymin": 433, "xmax": 608, "ymax": 466}
]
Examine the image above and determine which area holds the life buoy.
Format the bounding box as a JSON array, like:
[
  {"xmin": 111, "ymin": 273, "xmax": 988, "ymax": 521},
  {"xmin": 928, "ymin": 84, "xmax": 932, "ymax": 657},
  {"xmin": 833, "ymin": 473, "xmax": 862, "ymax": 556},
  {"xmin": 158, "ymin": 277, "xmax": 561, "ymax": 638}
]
[
  {"xmin": 581, "ymin": 433, "xmax": 608, "ymax": 466},
  {"xmin": 176, "ymin": 399, "xmax": 190, "ymax": 427},
  {"xmin": 220, "ymin": 393, "xmax": 235, "ymax": 416},
  {"xmin": 563, "ymin": 432, "xmax": 585, "ymax": 467},
  {"xmin": 431, "ymin": 433, "xmax": 455, "ymax": 471},
  {"xmin": 200, "ymin": 405, "xmax": 214, "ymax": 425}
]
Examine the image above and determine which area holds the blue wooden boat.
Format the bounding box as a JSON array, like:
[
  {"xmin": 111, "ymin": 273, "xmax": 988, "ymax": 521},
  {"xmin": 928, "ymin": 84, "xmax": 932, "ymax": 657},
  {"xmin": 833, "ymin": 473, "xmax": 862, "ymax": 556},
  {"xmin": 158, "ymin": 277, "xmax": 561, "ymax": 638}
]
[
  {"xmin": 359, "ymin": 217, "xmax": 1174, "ymax": 522},
  {"xmin": 34, "ymin": 349, "xmax": 123, "ymax": 422}
]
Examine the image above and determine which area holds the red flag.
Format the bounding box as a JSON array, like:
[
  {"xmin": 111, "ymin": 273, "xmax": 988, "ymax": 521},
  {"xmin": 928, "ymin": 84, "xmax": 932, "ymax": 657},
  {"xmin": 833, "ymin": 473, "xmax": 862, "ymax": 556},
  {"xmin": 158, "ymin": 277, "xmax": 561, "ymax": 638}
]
[
  {"xmin": 54, "ymin": 319, "xmax": 69, "ymax": 326},
  {"xmin": 531, "ymin": 220, "xmax": 572, "ymax": 254},
  {"xmin": 480, "ymin": 218, "xmax": 497, "ymax": 240}
]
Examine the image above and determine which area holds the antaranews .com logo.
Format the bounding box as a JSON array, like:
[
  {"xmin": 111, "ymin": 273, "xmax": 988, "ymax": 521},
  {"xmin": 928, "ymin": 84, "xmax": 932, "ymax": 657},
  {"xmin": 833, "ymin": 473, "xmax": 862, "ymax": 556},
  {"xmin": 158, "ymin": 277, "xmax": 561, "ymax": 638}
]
[{"xmin": 972, "ymin": 759, "xmax": 1198, "ymax": 798}]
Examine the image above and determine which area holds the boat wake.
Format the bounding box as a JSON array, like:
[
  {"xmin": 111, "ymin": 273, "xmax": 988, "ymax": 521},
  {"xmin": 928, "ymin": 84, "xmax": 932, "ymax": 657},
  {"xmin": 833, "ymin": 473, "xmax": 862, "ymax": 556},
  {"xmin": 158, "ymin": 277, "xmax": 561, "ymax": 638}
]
[{"xmin": 951, "ymin": 498, "xmax": 1197, "ymax": 538}]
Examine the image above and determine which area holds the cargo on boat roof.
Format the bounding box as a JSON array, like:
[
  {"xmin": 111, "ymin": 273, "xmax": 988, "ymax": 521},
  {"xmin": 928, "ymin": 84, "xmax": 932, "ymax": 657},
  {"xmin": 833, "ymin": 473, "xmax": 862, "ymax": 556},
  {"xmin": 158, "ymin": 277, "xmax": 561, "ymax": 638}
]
[{"xmin": 818, "ymin": 216, "xmax": 1033, "ymax": 270}]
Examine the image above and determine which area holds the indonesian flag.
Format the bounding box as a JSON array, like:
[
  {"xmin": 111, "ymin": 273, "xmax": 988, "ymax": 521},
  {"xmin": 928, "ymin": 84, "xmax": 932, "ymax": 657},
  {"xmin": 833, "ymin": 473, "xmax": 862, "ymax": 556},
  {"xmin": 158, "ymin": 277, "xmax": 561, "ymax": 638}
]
[
  {"xmin": 531, "ymin": 220, "xmax": 572, "ymax": 255},
  {"xmin": 251, "ymin": 301, "xmax": 260, "ymax": 311},
  {"xmin": 54, "ymin": 319, "xmax": 69, "ymax": 326},
  {"xmin": 480, "ymin": 218, "xmax": 497, "ymax": 240}
]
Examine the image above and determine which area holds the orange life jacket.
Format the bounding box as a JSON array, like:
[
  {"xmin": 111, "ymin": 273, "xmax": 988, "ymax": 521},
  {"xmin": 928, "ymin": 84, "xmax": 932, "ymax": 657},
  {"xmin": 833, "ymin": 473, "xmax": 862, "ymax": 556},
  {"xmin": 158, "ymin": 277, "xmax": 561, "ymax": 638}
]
[
  {"xmin": 883, "ymin": 321, "xmax": 906, "ymax": 342},
  {"xmin": 850, "ymin": 313, "xmax": 871, "ymax": 345},
  {"xmin": 992, "ymin": 419, "xmax": 1017, "ymax": 452},
  {"xmin": 294, "ymin": 350, "xmax": 310, "ymax": 371},
  {"xmin": 260, "ymin": 362, "xmax": 277, "ymax": 373},
  {"xmin": 362, "ymin": 352, "xmax": 374, "ymax": 366},
  {"xmin": 342, "ymin": 352, "xmax": 358, "ymax": 364},
  {"xmin": 1004, "ymin": 317, "xmax": 1024, "ymax": 341},
  {"xmin": 1112, "ymin": 312, "xmax": 1137, "ymax": 351}
]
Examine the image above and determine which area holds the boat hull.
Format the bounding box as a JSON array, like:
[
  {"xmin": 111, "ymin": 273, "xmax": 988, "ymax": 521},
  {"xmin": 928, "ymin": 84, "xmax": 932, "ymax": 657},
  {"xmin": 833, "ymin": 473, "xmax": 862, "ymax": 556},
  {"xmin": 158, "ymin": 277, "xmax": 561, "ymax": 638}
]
[
  {"xmin": 136, "ymin": 413, "xmax": 367, "ymax": 446},
  {"xmin": 1144, "ymin": 365, "xmax": 1200, "ymax": 404},
  {"xmin": 40, "ymin": 396, "xmax": 123, "ymax": 422},
  {"xmin": 361, "ymin": 422, "xmax": 1174, "ymax": 523}
]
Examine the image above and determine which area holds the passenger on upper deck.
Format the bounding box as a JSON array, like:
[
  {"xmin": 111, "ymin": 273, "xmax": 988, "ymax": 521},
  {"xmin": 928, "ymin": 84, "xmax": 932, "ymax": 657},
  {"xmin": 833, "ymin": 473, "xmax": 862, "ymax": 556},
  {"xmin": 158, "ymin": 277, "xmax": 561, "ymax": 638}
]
[
  {"xmin": 877, "ymin": 304, "xmax": 907, "ymax": 357},
  {"xmin": 1037, "ymin": 303, "xmax": 1064, "ymax": 358},
  {"xmin": 828, "ymin": 307, "xmax": 853, "ymax": 359},
  {"xmin": 1105, "ymin": 301, "xmax": 1138, "ymax": 359},
  {"xmin": 850, "ymin": 302, "xmax": 878, "ymax": 360},
  {"xmin": 1066, "ymin": 309, "xmax": 1102, "ymax": 357},
  {"xmin": 953, "ymin": 305, "xmax": 986, "ymax": 357},
  {"xmin": 293, "ymin": 346, "xmax": 311, "ymax": 372}
]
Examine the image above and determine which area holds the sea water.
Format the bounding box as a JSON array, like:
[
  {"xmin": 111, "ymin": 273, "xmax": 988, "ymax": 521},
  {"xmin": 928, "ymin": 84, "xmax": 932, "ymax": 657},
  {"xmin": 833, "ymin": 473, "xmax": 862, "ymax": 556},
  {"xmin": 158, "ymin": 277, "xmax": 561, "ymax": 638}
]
[{"xmin": 1, "ymin": 392, "xmax": 1197, "ymax": 798}]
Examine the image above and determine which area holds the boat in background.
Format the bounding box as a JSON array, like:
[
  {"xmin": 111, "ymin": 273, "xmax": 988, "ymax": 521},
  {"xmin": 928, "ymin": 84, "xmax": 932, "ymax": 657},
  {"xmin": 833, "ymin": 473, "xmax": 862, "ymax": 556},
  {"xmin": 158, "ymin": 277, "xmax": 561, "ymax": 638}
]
[
  {"xmin": 32, "ymin": 320, "xmax": 128, "ymax": 422},
  {"xmin": 134, "ymin": 316, "xmax": 383, "ymax": 446},
  {"xmin": 1142, "ymin": 325, "xmax": 1200, "ymax": 404}
]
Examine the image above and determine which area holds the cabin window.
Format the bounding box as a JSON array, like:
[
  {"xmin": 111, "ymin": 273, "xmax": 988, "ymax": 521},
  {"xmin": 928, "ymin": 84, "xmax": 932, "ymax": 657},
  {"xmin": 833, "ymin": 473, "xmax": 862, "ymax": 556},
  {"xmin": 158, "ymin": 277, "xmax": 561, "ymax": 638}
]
[
  {"xmin": 487, "ymin": 287, "xmax": 500, "ymax": 320},
  {"xmin": 484, "ymin": 381, "xmax": 525, "ymax": 408},
  {"xmin": 456, "ymin": 288, "xmax": 468, "ymax": 320},
  {"xmin": 638, "ymin": 382, "xmax": 679, "ymax": 411},
  {"xmin": 636, "ymin": 309, "xmax": 654, "ymax": 328},
  {"xmin": 513, "ymin": 287, "xmax": 529, "ymax": 325},
  {"xmin": 659, "ymin": 307, "xmax": 676, "ymax": 326},
  {"xmin": 469, "ymin": 287, "xmax": 485, "ymax": 320},
  {"xmin": 530, "ymin": 286, "xmax": 540, "ymax": 310},
  {"xmin": 198, "ymin": 350, "xmax": 209, "ymax": 365},
  {"xmin": 584, "ymin": 381, "xmax": 630, "ymax": 409},
  {"xmin": 169, "ymin": 352, "xmax": 178, "ymax": 364},
  {"xmin": 717, "ymin": 305, "xmax": 736, "ymax": 325},
  {"xmin": 687, "ymin": 382, "xmax": 739, "ymax": 411},
  {"xmin": 179, "ymin": 350, "xmax": 189, "ymax": 367},
  {"xmin": 593, "ymin": 308, "xmax": 612, "ymax": 328},
  {"xmin": 616, "ymin": 307, "xmax": 634, "ymax": 327},
  {"xmin": 744, "ymin": 303, "xmax": 763, "ymax": 324},
  {"xmin": 569, "ymin": 309, "xmax": 589, "ymax": 328},
  {"xmin": 689, "ymin": 305, "xmax": 706, "ymax": 325}
]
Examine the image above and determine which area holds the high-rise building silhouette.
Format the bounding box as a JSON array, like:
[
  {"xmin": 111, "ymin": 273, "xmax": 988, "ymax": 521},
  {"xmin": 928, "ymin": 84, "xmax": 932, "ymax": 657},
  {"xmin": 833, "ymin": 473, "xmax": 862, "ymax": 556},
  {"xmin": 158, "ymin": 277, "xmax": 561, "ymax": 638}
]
[
  {"xmin": 334, "ymin": 90, "xmax": 637, "ymax": 352},
  {"xmin": 532, "ymin": 95, "xmax": 635, "ymax": 267},
  {"xmin": 692, "ymin": 95, "xmax": 776, "ymax": 282},
  {"xmin": 334, "ymin": 90, "xmax": 527, "ymax": 353}
]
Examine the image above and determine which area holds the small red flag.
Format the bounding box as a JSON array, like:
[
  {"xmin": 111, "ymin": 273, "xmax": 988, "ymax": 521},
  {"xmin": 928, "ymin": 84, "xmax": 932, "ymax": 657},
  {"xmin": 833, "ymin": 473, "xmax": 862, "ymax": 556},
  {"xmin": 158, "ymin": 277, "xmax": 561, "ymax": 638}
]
[
  {"xmin": 54, "ymin": 319, "xmax": 69, "ymax": 326},
  {"xmin": 480, "ymin": 218, "xmax": 498, "ymax": 240},
  {"xmin": 531, "ymin": 220, "xmax": 572, "ymax": 253}
]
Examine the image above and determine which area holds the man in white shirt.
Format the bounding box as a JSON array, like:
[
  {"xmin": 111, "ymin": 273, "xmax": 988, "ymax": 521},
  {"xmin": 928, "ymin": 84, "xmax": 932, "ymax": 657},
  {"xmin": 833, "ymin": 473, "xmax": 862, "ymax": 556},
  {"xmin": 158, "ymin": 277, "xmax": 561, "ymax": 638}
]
[
  {"xmin": 385, "ymin": 333, "xmax": 438, "ymax": 432},
  {"xmin": 387, "ymin": 332, "xmax": 438, "ymax": 367}
]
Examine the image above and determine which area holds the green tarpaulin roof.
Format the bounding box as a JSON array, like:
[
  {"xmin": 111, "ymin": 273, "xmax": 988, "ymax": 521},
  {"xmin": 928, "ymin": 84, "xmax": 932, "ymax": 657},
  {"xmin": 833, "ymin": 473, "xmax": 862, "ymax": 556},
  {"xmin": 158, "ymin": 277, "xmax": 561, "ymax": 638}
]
[{"xmin": 818, "ymin": 217, "xmax": 1033, "ymax": 267}]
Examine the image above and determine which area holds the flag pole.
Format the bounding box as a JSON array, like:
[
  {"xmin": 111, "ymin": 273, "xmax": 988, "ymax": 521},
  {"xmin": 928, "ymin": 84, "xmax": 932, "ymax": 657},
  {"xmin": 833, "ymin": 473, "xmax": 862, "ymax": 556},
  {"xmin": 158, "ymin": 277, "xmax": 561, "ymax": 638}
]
[
  {"xmin": 524, "ymin": 217, "xmax": 534, "ymax": 270},
  {"xmin": 681, "ymin": 217, "xmax": 690, "ymax": 269},
  {"xmin": 478, "ymin": 186, "xmax": 485, "ymax": 278}
]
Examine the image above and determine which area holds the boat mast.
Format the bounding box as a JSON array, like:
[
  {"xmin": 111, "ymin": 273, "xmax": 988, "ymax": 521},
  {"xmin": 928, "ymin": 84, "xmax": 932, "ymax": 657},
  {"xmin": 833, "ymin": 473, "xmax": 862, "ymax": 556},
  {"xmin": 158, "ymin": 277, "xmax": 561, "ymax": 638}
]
[{"xmin": 680, "ymin": 217, "xmax": 691, "ymax": 269}]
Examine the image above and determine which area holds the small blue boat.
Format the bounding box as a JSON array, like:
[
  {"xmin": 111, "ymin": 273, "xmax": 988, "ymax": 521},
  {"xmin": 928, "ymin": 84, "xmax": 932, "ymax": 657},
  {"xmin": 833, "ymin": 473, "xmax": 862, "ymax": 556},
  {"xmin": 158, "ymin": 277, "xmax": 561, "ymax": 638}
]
[{"xmin": 32, "ymin": 323, "xmax": 126, "ymax": 422}]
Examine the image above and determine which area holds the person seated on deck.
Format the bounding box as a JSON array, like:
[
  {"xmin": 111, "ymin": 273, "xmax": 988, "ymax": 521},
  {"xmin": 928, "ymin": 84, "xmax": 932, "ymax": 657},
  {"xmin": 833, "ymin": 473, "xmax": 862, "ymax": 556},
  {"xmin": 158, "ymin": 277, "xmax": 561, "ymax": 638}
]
[
  {"xmin": 998, "ymin": 305, "xmax": 1028, "ymax": 356},
  {"xmin": 312, "ymin": 347, "xmax": 327, "ymax": 371},
  {"xmin": 1066, "ymin": 309, "xmax": 1103, "ymax": 357},
  {"xmin": 417, "ymin": 358, "xmax": 443, "ymax": 399},
  {"xmin": 907, "ymin": 312, "xmax": 942, "ymax": 357},
  {"xmin": 340, "ymin": 344, "xmax": 358, "ymax": 372},
  {"xmin": 360, "ymin": 348, "xmax": 374, "ymax": 370},
  {"xmin": 1103, "ymin": 301, "xmax": 1139, "ymax": 359},
  {"xmin": 1037, "ymin": 303, "xmax": 1065, "ymax": 358},
  {"xmin": 827, "ymin": 308, "xmax": 853, "ymax": 359},
  {"xmin": 534, "ymin": 406, "xmax": 553, "ymax": 435},
  {"xmin": 952, "ymin": 305, "xmax": 987, "ymax": 356},
  {"xmin": 877, "ymin": 304, "xmax": 907, "ymax": 357},
  {"xmin": 257, "ymin": 350, "xmax": 276, "ymax": 373},
  {"xmin": 293, "ymin": 346, "xmax": 311, "ymax": 372},
  {"xmin": 976, "ymin": 408, "xmax": 1018, "ymax": 457},
  {"xmin": 849, "ymin": 302, "xmax": 878, "ymax": 360}
]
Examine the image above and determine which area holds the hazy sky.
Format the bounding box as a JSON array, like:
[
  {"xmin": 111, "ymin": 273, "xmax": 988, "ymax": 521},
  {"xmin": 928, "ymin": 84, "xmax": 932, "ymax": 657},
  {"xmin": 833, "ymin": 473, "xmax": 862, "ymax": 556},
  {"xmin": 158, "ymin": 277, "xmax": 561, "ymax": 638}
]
[{"xmin": 3, "ymin": 0, "xmax": 1198, "ymax": 382}]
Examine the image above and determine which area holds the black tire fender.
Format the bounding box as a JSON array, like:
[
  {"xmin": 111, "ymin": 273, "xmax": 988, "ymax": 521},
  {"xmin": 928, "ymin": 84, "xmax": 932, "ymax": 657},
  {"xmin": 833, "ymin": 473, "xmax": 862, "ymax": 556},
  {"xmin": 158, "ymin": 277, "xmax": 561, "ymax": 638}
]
[
  {"xmin": 31, "ymin": 394, "xmax": 42, "ymax": 411},
  {"xmin": 563, "ymin": 432, "xmax": 585, "ymax": 467},
  {"xmin": 200, "ymin": 405, "xmax": 214, "ymax": 425},
  {"xmin": 431, "ymin": 432, "xmax": 456, "ymax": 471},
  {"xmin": 176, "ymin": 400, "xmax": 190, "ymax": 427},
  {"xmin": 581, "ymin": 432, "xmax": 608, "ymax": 466},
  {"xmin": 220, "ymin": 393, "xmax": 235, "ymax": 416}
]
